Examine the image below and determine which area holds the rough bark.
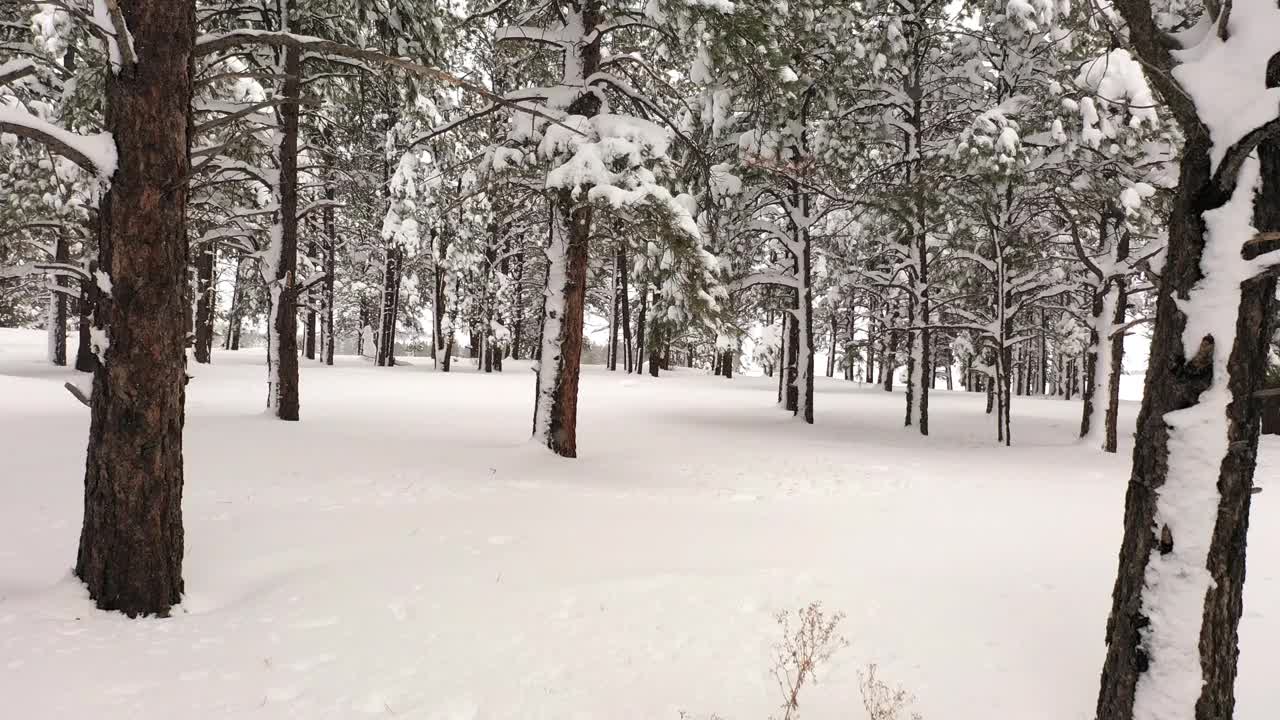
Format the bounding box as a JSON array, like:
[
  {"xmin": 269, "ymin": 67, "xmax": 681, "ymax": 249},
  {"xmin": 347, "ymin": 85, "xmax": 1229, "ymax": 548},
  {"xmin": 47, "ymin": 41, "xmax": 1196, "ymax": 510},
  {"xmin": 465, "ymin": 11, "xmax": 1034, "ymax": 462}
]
[
  {"xmin": 1095, "ymin": 51, "xmax": 1280, "ymax": 718},
  {"xmin": 532, "ymin": 196, "xmax": 593, "ymax": 457},
  {"xmin": 268, "ymin": 43, "xmax": 301, "ymax": 420},
  {"xmin": 76, "ymin": 0, "xmax": 194, "ymax": 617}
]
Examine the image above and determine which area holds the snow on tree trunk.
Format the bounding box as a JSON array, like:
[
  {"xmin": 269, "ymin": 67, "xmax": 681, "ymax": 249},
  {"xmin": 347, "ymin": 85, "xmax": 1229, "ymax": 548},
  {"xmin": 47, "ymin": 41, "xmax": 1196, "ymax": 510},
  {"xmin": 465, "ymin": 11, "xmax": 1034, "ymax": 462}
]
[
  {"xmin": 264, "ymin": 41, "xmax": 301, "ymax": 421},
  {"xmin": 531, "ymin": 201, "xmax": 591, "ymax": 457},
  {"xmin": 1082, "ymin": 283, "xmax": 1119, "ymax": 444},
  {"xmin": 1096, "ymin": 2, "xmax": 1280, "ymax": 716},
  {"xmin": 76, "ymin": 0, "xmax": 193, "ymax": 617}
]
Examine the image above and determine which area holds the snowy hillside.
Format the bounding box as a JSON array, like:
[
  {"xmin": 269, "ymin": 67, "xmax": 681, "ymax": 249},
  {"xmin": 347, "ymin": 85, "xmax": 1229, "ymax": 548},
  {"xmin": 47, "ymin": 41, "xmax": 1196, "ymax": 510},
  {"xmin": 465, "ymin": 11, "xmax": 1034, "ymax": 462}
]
[{"xmin": 2, "ymin": 331, "xmax": 1276, "ymax": 719}]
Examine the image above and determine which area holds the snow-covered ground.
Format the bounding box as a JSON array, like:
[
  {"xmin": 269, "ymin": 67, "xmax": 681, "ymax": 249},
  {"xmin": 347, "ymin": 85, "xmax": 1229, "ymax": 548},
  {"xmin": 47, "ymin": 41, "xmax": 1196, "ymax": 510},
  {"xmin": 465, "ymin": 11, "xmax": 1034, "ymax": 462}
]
[{"xmin": 1, "ymin": 327, "xmax": 1276, "ymax": 719}]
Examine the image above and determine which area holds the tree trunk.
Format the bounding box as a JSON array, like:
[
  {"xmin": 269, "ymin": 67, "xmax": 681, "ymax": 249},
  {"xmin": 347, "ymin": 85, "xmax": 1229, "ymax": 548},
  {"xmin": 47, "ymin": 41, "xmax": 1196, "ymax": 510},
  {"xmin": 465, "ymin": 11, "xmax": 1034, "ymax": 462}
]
[
  {"xmin": 608, "ymin": 253, "xmax": 619, "ymax": 371},
  {"xmin": 224, "ymin": 256, "xmax": 245, "ymax": 351},
  {"xmin": 1095, "ymin": 110, "xmax": 1279, "ymax": 719},
  {"xmin": 322, "ymin": 182, "xmax": 336, "ymax": 365},
  {"xmin": 825, "ymin": 313, "xmax": 836, "ymax": 378},
  {"xmin": 304, "ymin": 238, "xmax": 316, "ymax": 361},
  {"xmin": 376, "ymin": 244, "xmax": 400, "ymax": 367},
  {"xmin": 530, "ymin": 6, "xmax": 604, "ymax": 456},
  {"xmin": 77, "ymin": 0, "xmax": 193, "ymax": 617},
  {"xmin": 192, "ymin": 242, "xmax": 214, "ymax": 364},
  {"xmin": 1104, "ymin": 279, "xmax": 1130, "ymax": 453},
  {"xmin": 532, "ymin": 194, "xmax": 593, "ymax": 457},
  {"xmin": 75, "ymin": 262, "xmax": 97, "ymax": 373},
  {"xmin": 882, "ymin": 319, "xmax": 896, "ymax": 392},
  {"xmin": 266, "ymin": 43, "xmax": 301, "ymax": 420},
  {"xmin": 619, "ymin": 250, "xmax": 632, "ymax": 372},
  {"xmin": 635, "ymin": 282, "xmax": 647, "ymax": 376},
  {"xmin": 48, "ymin": 235, "xmax": 69, "ymax": 365}
]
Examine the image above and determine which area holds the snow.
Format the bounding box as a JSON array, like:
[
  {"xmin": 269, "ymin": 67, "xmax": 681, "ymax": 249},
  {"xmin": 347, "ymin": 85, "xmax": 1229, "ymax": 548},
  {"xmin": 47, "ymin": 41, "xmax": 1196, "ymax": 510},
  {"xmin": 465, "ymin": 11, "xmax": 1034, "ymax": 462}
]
[
  {"xmin": 0, "ymin": 105, "xmax": 118, "ymax": 180},
  {"xmin": 1076, "ymin": 49, "xmax": 1159, "ymax": 128},
  {"xmin": 1, "ymin": 327, "xmax": 1277, "ymax": 719},
  {"xmin": 1135, "ymin": 156, "xmax": 1262, "ymax": 720},
  {"xmin": 1125, "ymin": 3, "xmax": 1280, "ymax": 716}
]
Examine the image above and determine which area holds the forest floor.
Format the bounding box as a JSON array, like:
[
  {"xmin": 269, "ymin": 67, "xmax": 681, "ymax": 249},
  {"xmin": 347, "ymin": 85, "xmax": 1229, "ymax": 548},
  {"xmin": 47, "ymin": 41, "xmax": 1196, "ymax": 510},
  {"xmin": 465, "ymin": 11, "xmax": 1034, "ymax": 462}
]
[{"xmin": 1, "ymin": 326, "xmax": 1277, "ymax": 720}]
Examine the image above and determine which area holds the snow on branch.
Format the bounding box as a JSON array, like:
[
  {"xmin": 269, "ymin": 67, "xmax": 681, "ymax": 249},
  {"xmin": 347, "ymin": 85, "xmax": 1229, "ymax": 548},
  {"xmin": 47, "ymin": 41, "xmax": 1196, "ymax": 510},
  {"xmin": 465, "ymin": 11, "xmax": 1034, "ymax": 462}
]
[
  {"xmin": 0, "ymin": 106, "xmax": 116, "ymax": 179},
  {"xmin": 0, "ymin": 261, "xmax": 91, "ymax": 283},
  {"xmin": 194, "ymin": 30, "xmax": 583, "ymax": 137},
  {"xmin": 92, "ymin": 0, "xmax": 136, "ymax": 70},
  {"xmin": 0, "ymin": 58, "xmax": 38, "ymax": 86},
  {"xmin": 731, "ymin": 271, "xmax": 800, "ymax": 291}
]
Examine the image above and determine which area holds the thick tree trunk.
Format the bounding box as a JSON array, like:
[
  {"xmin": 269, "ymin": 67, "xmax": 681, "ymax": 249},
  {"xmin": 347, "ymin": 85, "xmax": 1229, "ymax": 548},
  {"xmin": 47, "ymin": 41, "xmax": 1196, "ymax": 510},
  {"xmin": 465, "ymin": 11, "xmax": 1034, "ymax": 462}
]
[
  {"xmin": 1095, "ymin": 107, "xmax": 1279, "ymax": 719},
  {"xmin": 266, "ymin": 43, "xmax": 301, "ymax": 420},
  {"xmin": 192, "ymin": 242, "xmax": 214, "ymax": 364},
  {"xmin": 532, "ymin": 194, "xmax": 592, "ymax": 457},
  {"xmin": 529, "ymin": 5, "xmax": 604, "ymax": 456},
  {"xmin": 77, "ymin": 0, "xmax": 193, "ymax": 617}
]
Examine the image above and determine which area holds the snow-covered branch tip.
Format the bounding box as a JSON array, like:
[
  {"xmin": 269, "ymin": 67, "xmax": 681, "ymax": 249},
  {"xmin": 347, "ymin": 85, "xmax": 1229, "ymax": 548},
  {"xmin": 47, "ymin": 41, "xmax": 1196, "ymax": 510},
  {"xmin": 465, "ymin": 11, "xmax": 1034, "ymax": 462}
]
[
  {"xmin": 0, "ymin": 108, "xmax": 117, "ymax": 179},
  {"xmin": 192, "ymin": 31, "xmax": 586, "ymax": 138}
]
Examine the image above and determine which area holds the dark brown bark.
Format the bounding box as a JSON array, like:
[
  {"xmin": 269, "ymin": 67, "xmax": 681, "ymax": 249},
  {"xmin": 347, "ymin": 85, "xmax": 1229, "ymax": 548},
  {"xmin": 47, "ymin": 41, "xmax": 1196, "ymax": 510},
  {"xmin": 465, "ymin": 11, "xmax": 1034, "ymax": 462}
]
[
  {"xmin": 534, "ymin": 196, "xmax": 593, "ymax": 456},
  {"xmin": 76, "ymin": 0, "xmax": 193, "ymax": 617},
  {"xmin": 1095, "ymin": 50, "xmax": 1280, "ymax": 717},
  {"xmin": 270, "ymin": 43, "xmax": 301, "ymax": 421}
]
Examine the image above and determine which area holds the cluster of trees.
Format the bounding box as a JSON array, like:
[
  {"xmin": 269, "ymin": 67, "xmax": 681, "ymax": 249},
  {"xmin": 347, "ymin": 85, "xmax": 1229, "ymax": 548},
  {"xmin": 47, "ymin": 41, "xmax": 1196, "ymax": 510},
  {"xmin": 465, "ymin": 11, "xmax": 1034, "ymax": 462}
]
[{"xmin": 2, "ymin": 0, "xmax": 1279, "ymax": 718}]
